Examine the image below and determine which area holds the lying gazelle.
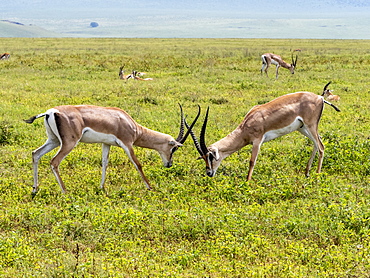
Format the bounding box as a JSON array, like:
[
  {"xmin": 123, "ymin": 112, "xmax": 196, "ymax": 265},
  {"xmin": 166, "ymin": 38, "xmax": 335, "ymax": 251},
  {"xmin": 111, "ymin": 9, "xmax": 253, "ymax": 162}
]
[
  {"xmin": 119, "ymin": 66, "xmax": 135, "ymax": 80},
  {"xmin": 0, "ymin": 53, "xmax": 10, "ymax": 60},
  {"xmin": 322, "ymin": 81, "xmax": 340, "ymax": 101},
  {"xmin": 186, "ymin": 83, "xmax": 340, "ymax": 180},
  {"xmin": 135, "ymin": 71, "xmax": 147, "ymax": 77},
  {"xmin": 132, "ymin": 70, "xmax": 153, "ymax": 81},
  {"xmin": 119, "ymin": 67, "xmax": 153, "ymax": 81},
  {"xmin": 261, "ymin": 53, "xmax": 298, "ymax": 79},
  {"xmin": 24, "ymin": 104, "xmax": 200, "ymax": 194}
]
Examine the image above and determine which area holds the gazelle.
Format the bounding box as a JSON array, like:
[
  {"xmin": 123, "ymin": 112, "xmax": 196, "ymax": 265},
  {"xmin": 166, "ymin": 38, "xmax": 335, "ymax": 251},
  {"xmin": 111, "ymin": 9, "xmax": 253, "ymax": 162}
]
[
  {"xmin": 119, "ymin": 66, "xmax": 135, "ymax": 80},
  {"xmin": 132, "ymin": 71, "xmax": 153, "ymax": 81},
  {"xmin": 119, "ymin": 68, "xmax": 153, "ymax": 81},
  {"xmin": 261, "ymin": 53, "xmax": 298, "ymax": 79},
  {"xmin": 186, "ymin": 82, "xmax": 340, "ymax": 181},
  {"xmin": 24, "ymin": 104, "xmax": 200, "ymax": 194},
  {"xmin": 0, "ymin": 53, "xmax": 10, "ymax": 60},
  {"xmin": 322, "ymin": 81, "xmax": 340, "ymax": 101},
  {"xmin": 135, "ymin": 71, "xmax": 147, "ymax": 77}
]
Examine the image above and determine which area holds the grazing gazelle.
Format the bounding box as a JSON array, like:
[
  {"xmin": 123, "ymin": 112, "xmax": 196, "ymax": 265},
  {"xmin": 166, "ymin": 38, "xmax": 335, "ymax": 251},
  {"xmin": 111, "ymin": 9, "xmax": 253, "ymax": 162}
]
[
  {"xmin": 261, "ymin": 53, "xmax": 298, "ymax": 79},
  {"xmin": 0, "ymin": 53, "xmax": 10, "ymax": 60},
  {"xmin": 24, "ymin": 104, "xmax": 200, "ymax": 194},
  {"xmin": 322, "ymin": 81, "xmax": 340, "ymax": 101},
  {"xmin": 186, "ymin": 83, "xmax": 340, "ymax": 180}
]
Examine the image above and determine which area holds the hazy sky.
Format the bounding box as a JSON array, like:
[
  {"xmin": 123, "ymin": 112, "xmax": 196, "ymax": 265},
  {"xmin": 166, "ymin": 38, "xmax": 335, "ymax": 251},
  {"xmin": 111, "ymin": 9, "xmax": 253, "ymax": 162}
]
[{"xmin": 1, "ymin": 0, "xmax": 370, "ymax": 38}]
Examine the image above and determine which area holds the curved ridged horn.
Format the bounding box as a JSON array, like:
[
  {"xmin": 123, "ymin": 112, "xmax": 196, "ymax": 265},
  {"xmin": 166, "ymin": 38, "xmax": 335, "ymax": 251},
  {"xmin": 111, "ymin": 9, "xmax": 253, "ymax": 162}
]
[
  {"xmin": 119, "ymin": 66, "xmax": 124, "ymax": 76},
  {"xmin": 199, "ymin": 107, "xmax": 210, "ymax": 155},
  {"xmin": 176, "ymin": 103, "xmax": 185, "ymax": 142},
  {"xmin": 324, "ymin": 81, "xmax": 331, "ymax": 90},
  {"xmin": 184, "ymin": 113, "xmax": 202, "ymax": 156},
  {"xmin": 176, "ymin": 104, "xmax": 201, "ymax": 144},
  {"xmin": 184, "ymin": 106, "xmax": 209, "ymax": 156},
  {"xmin": 322, "ymin": 81, "xmax": 332, "ymax": 96},
  {"xmin": 291, "ymin": 54, "xmax": 298, "ymax": 67}
]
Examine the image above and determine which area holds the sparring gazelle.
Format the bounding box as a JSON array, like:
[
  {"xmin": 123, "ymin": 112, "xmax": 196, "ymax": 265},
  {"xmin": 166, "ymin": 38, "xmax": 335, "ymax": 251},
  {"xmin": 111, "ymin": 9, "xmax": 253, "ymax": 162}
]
[
  {"xmin": 24, "ymin": 104, "xmax": 200, "ymax": 194},
  {"xmin": 186, "ymin": 82, "xmax": 340, "ymax": 180},
  {"xmin": 261, "ymin": 53, "xmax": 298, "ymax": 79}
]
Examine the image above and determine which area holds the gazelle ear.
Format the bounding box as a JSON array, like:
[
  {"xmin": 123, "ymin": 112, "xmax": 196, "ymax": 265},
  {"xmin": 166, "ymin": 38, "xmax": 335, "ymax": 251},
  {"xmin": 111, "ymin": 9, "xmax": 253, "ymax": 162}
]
[
  {"xmin": 211, "ymin": 149, "xmax": 220, "ymax": 161},
  {"xmin": 169, "ymin": 140, "xmax": 183, "ymax": 147}
]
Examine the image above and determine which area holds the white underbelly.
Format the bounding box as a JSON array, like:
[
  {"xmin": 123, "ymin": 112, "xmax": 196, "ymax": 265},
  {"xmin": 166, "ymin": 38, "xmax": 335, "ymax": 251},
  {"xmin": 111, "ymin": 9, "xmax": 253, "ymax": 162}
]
[
  {"xmin": 80, "ymin": 127, "xmax": 120, "ymax": 146},
  {"xmin": 263, "ymin": 117, "xmax": 303, "ymax": 142},
  {"xmin": 271, "ymin": 59, "xmax": 280, "ymax": 66}
]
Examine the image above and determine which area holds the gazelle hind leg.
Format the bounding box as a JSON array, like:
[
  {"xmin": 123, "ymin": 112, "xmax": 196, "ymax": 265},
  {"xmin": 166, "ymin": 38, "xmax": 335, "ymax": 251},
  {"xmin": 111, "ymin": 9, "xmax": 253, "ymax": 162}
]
[
  {"xmin": 261, "ymin": 63, "xmax": 268, "ymax": 75},
  {"xmin": 305, "ymin": 145, "xmax": 318, "ymax": 176},
  {"xmin": 31, "ymin": 139, "xmax": 60, "ymax": 194},
  {"xmin": 299, "ymin": 127, "xmax": 324, "ymax": 176},
  {"xmin": 315, "ymin": 135, "xmax": 325, "ymax": 173},
  {"xmin": 50, "ymin": 140, "xmax": 80, "ymax": 193},
  {"xmin": 261, "ymin": 56, "xmax": 269, "ymax": 77}
]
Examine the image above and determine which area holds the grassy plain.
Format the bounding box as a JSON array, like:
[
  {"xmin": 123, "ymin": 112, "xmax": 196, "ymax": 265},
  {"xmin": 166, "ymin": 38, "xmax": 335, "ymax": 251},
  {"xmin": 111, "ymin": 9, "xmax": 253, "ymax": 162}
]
[{"xmin": 0, "ymin": 38, "xmax": 369, "ymax": 277}]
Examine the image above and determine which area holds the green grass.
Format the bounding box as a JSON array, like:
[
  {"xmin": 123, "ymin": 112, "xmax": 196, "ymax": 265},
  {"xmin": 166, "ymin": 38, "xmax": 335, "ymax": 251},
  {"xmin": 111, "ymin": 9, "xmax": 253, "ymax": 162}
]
[{"xmin": 0, "ymin": 38, "xmax": 369, "ymax": 277}]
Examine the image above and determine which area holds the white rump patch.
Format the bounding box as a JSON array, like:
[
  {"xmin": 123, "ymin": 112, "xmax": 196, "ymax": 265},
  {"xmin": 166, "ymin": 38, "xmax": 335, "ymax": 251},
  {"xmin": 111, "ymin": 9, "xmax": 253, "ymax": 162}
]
[{"xmin": 263, "ymin": 117, "xmax": 303, "ymax": 143}]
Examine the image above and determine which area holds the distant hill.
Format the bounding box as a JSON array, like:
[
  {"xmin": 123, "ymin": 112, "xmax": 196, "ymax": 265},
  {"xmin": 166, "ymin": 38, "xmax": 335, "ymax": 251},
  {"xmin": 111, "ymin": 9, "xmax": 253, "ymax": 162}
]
[
  {"xmin": 1, "ymin": 0, "xmax": 369, "ymax": 38},
  {"xmin": 0, "ymin": 20, "xmax": 62, "ymax": 37}
]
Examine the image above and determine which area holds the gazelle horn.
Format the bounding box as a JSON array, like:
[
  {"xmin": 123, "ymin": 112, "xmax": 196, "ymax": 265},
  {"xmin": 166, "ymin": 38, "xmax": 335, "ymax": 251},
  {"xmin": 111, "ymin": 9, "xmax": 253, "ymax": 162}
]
[
  {"xmin": 119, "ymin": 66, "xmax": 124, "ymax": 76},
  {"xmin": 323, "ymin": 81, "xmax": 332, "ymax": 93},
  {"xmin": 176, "ymin": 104, "xmax": 201, "ymax": 144},
  {"xmin": 291, "ymin": 54, "xmax": 298, "ymax": 67},
  {"xmin": 185, "ymin": 106, "xmax": 209, "ymax": 156}
]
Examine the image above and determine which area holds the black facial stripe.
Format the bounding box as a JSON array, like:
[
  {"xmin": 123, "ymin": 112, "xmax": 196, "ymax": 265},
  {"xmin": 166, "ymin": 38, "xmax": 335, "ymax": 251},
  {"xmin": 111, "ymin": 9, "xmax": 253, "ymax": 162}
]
[{"xmin": 205, "ymin": 154, "xmax": 214, "ymax": 170}]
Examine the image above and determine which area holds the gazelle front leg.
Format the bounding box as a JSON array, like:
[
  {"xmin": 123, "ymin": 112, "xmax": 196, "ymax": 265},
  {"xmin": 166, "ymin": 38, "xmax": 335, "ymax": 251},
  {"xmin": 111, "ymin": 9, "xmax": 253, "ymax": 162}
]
[
  {"xmin": 100, "ymin": 143, "xmax": 111, "ymax": 190},
  {"xmin": 275, "ymin": 65, "xmax": 280, "ymax": 79},
  {"xmin": 247, "ymin": 140, "xmax": 263, "ymax": 180},
  {"xmin": 116, "ymin": 141, "xmax": 152, "ymax": 190},
  {"xmin": 127, "ymin": 148, "xmax": 152, "ymax": 190}
]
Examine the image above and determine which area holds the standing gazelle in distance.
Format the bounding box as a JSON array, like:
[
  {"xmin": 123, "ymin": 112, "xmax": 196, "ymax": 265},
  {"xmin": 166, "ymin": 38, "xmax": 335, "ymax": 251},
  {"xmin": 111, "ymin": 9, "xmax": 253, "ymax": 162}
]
[
  {"xmin": 261, "ymin": 53, "xmax": 298, "ymax": 79},
  {"xmin": 187, "ymin": 82, "xmax": 340, "ymax": 181},
  {"xmin": 24, "ymin": 104, "xmax": 200, "ymax": 195}
]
